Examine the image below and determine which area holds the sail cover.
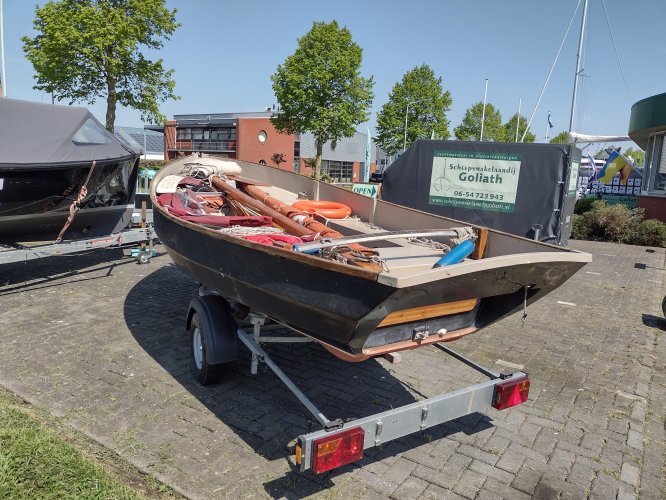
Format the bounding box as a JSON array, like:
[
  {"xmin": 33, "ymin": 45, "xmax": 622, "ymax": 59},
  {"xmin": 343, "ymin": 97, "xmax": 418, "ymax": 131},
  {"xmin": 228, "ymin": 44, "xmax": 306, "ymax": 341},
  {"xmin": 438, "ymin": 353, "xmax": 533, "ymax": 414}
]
[
  {"xmin": 381, "ymin": 140, "xmax": 582, "ymax": 245},
  {"xmin": 0, "ymin": 97, "xmax": 135, "ymax": 168}
]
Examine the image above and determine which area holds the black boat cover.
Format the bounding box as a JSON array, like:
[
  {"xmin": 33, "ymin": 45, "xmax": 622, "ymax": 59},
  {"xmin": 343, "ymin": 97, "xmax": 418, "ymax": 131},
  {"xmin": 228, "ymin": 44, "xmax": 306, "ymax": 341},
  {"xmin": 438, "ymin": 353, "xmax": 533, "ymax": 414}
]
[
  {"xmin": 0, "ymin": 97, "xmax": 134, "ymax": 168},
  {"xmin": 381, "ymin": 140, "xmax": 581, "ymax": 245}
]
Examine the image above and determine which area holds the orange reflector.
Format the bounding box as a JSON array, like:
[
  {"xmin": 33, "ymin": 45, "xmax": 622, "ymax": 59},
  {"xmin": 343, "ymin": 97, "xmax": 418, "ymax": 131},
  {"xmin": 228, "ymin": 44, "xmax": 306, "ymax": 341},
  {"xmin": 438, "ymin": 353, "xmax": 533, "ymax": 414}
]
[
  {"xmin": 312, "ymin": 427, "xmax": 364, "ymax": 473},
  {"xmin": 492, "ymin": 377, "xmax": 530, "ymax": 410},
  {"xmin": 295, "ymin": 442, "xmax": 302, "ymax": 465}
]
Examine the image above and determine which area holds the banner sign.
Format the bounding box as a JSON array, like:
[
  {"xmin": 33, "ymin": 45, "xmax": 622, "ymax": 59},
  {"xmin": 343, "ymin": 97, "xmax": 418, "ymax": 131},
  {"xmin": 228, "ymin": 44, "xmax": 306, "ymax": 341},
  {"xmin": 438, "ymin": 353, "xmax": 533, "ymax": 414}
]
[{"xmin": 429, "ymin": 150, "xmax": 522, "ymax": 213}]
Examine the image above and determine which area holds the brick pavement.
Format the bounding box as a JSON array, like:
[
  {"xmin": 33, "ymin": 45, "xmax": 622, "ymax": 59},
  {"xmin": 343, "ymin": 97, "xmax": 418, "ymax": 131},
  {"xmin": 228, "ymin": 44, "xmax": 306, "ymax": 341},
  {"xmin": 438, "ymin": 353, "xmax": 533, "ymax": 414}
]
[{"xmin": 0, "ymin": 240, "xmax": 664, "ymax": 499}]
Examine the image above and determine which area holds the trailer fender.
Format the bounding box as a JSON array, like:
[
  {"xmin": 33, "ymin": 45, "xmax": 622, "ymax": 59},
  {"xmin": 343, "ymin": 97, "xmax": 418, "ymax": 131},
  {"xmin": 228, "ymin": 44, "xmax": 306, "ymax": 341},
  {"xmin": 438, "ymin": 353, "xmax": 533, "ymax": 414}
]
[{"xmin": 187, "ymin": 295, "xmax": 239, "ymax": 365}]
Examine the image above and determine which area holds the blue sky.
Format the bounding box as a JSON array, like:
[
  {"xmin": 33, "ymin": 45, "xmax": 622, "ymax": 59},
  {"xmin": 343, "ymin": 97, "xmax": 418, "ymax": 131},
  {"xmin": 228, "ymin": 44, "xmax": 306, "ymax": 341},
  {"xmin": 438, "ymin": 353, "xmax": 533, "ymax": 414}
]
[{"xmin": 2, "ymin": 0, "xmax": 665, "ymax": 147}]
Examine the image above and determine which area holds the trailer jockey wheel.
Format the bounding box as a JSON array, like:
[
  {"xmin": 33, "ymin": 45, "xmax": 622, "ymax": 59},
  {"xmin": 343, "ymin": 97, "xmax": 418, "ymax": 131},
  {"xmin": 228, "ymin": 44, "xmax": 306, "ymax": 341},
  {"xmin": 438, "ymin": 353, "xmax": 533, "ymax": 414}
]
[
  {"xmin": 136, "ymin": 251, "xmax": 151, "ymax": 264},
  {"xmin": 189, "ymin": 311, "xmax": 225, "ymax": 385}
]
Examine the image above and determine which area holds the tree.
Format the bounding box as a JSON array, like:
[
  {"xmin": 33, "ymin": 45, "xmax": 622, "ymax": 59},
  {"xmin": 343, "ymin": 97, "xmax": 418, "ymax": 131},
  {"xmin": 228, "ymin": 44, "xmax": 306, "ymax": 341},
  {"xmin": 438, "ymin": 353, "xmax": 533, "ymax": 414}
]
[
  {"xmin": 271, "ymin": 21, "xmax": 374, "ymax": 179},
  {"xmin": 22, "ymin": 0, "xmax": 179, "ymax": 131},
  {"xmin": 375, "ymin": 64, "xmax": 452, "ymax": 155},
  {"xmin": 271, "ymin": 152, "xmax": 286, "ymax": 169},
  {"xmin": 454, "ymin": 102, "xmax": 505, "ymax": 141},
  {"xmin": 549, "ymin": 131, "xmax": 571, "ymax": 144},
  {"xmin": 503, "ymin": 113, "xmax": 536, "ymax": 143},
  {"xmin": 624, "ymin": 147, "xmax": 645, "ymax": 167}
]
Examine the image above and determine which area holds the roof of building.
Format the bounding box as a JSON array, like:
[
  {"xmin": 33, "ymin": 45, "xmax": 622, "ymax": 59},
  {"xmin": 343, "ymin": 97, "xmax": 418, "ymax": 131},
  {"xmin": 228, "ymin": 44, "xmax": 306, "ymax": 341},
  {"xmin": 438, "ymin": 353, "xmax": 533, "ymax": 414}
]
[{"xmin": 114, "ymin": 126, "xmax": 164, "ymax": 155}]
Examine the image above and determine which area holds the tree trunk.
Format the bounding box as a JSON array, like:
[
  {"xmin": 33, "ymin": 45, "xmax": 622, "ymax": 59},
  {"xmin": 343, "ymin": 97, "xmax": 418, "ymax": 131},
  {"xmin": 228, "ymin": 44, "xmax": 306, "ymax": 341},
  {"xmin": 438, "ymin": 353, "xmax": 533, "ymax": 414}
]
[
  {"xmin": 314, "ymin": 133, "xmax": 324, "ymax": 180},
  {"xmin": 105, "ymin": 74, "xmax": 117, "ymax": 132}
]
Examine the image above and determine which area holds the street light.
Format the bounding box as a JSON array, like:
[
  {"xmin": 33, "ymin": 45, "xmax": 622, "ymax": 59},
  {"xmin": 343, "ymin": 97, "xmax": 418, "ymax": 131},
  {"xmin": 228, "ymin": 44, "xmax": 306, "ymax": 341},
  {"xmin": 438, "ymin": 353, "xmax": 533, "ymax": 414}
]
[{"xmin": 403, "ymin": 98, "xmax": 427, "ymax": 152}]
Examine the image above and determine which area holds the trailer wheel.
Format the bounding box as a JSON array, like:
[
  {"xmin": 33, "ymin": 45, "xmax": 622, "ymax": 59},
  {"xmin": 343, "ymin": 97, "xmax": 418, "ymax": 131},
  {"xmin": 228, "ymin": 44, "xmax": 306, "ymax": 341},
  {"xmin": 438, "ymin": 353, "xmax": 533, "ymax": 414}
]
[
  {"xmin": 187, "ymin": 295, "xmax": 239, "ymax": 385},
  {"xmin": 136, "ymin": 251, "xmax": 151, "ymax": 264},
  {"xmin": 662, "ymin": 295, "xmax": 666, "ymax": 319},
  {"xmin": 189, "ymin": 311, "xmax": 224, "ymax": 385}
]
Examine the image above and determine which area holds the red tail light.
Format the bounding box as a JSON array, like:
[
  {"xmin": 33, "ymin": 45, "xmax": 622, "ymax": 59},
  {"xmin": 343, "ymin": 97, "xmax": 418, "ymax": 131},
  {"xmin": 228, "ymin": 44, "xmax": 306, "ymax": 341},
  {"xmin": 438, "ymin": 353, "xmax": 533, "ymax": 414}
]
[
  {"xmin": 492, "ymin": 377, "xmax": 530, "ymax": 410},
  {"xmin": 311, "ymin": 427, "xmax": 364, "ymax": 473}
]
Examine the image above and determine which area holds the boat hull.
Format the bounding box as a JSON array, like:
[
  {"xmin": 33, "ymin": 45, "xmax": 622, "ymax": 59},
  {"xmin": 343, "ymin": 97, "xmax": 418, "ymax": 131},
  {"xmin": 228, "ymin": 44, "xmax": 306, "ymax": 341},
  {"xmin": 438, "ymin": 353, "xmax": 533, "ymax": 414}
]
[
  {"xmin": 0, "ymin": 158, "xmax": 138, "ymax": 242},
  {"xmin": 155, "ymin": 209, "xmax": 587, "ymax": 356}
]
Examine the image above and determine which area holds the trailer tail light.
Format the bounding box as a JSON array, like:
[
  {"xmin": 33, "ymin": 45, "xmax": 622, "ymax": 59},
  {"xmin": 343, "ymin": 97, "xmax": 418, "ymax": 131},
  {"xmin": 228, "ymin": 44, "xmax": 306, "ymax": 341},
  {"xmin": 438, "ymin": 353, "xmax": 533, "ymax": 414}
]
[
  {"xmin": 492, "ymin": 377, "xmax": 530, "ymax": 410},
  {"xmin": 311, "ymin": 427, "xmax": 364, "ymax": 473}
]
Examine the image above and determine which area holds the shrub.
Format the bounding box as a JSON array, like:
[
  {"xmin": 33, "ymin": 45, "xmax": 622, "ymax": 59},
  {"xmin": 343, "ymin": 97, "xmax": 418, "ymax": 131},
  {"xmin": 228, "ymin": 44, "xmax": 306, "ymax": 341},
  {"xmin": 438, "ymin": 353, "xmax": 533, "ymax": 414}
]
[
  {"xmin": 571, "ymin": 214, "xmax": 590, "ymax": 240},
  {"xmin": 570, "ymin": 200, "xmax": 666, "ymax": 247},
  {"xmin": 574, "ymin": 197, "xmax": 596, "ymax": 215},
  {"xmin": 628, "ymin": 219, "xmax": 666, "ymax": 247}
]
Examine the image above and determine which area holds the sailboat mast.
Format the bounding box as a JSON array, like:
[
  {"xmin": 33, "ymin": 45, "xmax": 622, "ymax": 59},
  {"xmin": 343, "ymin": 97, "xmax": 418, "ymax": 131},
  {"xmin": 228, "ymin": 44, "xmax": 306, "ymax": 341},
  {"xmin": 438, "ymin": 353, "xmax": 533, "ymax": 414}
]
[{"xmin": 569, "ymin": 0, "xmax": 589, "ymax": 133}]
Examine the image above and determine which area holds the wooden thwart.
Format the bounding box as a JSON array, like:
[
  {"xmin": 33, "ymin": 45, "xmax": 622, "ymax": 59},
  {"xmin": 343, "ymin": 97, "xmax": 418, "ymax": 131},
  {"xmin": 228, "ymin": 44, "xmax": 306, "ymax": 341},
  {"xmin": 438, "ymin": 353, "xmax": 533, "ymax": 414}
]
[{"xmin": 377, "ymin": 299, "xmax": 479, "ymax": 328}]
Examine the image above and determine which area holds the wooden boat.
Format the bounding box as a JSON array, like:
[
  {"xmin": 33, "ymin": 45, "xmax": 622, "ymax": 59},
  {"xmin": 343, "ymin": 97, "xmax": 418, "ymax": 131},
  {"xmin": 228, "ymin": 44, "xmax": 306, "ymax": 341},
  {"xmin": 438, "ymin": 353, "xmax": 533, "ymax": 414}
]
[
  {"xmin": 151, "ymin": 153, "xmax": 591, "ymax": 361},
  {"xmin": 0, "ymin": 98, "xmax": 139, "ymax": 243}
]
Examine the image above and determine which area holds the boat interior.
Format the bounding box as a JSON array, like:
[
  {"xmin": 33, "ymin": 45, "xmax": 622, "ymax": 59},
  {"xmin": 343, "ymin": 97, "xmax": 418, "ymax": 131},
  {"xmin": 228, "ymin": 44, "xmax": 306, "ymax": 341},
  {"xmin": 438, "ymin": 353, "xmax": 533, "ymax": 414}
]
[{"xmin": 154, "ymin": 154, "xmax": 590, "ymax": 288}]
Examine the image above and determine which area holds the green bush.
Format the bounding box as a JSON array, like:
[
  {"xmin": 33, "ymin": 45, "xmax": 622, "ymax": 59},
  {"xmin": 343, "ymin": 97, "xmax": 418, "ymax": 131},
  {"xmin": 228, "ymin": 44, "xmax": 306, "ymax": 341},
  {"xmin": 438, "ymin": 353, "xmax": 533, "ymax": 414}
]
[
  {"xmin": 571, "ymin": 214, "xmax": 590, "ymax": 240},
  {"xmin": 570, "ymin": 200, "xmax": 666, "ymax": 247},
  {"xmin": 628, "ymin": 219, "xmax": 666, "ymax": 247},
  {"xmin": 574, "ymin": 197, "xmax": 596, "ymax": 215}
]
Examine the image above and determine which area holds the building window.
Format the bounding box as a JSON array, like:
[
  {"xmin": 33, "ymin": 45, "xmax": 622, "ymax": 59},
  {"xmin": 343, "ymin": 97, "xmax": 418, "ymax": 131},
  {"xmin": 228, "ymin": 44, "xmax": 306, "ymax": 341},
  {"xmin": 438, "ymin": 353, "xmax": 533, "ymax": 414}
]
[
  {"xmin": 177, "ymin": 128, "xmax": 191, "ymax": 140},
  {"xmin": 321, "ymin": 160, "xmax": 353, "ymax": 183},
  {"xmin": 644, "ymin": 134, "xmax": 666, "ymax": 193},
  {"xmin": 258, "ymin": 130, "xmax": 267, "ymax": 143}
]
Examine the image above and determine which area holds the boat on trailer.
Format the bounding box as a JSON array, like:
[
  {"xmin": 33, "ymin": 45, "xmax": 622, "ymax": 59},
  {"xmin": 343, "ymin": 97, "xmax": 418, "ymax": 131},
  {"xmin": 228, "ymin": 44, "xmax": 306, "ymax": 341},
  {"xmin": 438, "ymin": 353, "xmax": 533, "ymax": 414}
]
[
  {"xmin": 151, "ymin": 153, "xmax": 591, "ymax": 362},
  {"xmin": 0, "ymin": 98, "xmax": 139, "ymax": 243}
]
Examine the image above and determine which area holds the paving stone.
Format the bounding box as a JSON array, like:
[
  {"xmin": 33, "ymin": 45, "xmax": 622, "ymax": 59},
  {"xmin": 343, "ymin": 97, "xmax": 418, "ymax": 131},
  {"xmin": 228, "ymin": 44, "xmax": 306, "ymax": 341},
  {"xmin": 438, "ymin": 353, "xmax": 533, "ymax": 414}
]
[
  {"xmin": 452, "ymin": 469, "xmax": 486, "ymax": 499},
  {"xmin": 0, "ymin": 241, "xmax": 663, "ymax": 499}
]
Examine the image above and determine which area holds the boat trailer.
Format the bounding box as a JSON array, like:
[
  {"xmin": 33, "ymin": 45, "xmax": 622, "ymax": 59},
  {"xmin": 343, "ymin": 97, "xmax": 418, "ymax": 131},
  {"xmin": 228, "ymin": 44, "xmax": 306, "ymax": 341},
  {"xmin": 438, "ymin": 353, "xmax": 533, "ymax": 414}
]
[
  {"xmin": 0, "ymin": 206, "xmax": 158, "ymax": 266},
  {"xmin": 188, "ymin": 286, "xmax": 530, "ymax": 473}
]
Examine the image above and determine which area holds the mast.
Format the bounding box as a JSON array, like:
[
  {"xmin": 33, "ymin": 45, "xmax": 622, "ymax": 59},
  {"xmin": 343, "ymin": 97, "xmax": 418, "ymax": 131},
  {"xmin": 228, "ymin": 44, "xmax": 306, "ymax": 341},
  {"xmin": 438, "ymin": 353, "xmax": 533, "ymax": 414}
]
[
  {"xmin": 568, "ymin": 0, "xmax": 589, "ymax": 133},
  {"xmin": 0, "ymin": 0, "xmax": 6, "ymax": 96}
]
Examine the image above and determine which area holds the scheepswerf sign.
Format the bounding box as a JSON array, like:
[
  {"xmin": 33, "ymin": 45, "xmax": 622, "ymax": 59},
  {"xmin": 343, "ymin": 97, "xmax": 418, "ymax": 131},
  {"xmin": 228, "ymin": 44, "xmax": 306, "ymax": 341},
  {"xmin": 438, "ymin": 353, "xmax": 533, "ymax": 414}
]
[{"xmin": 429, "ymin": 150, "xmax": 522, "ymax": 213}]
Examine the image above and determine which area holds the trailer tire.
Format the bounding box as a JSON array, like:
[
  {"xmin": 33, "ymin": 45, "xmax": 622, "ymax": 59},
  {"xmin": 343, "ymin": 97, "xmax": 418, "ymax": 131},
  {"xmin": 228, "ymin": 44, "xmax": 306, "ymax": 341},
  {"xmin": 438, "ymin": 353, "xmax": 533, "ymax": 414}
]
[
  {"xmin": 662, "ymin": 295, "xmax": 666, "ymax": 319},
  {"xmin": 187, "ymin": 295, "xmax": 239, "ymax": 385}
]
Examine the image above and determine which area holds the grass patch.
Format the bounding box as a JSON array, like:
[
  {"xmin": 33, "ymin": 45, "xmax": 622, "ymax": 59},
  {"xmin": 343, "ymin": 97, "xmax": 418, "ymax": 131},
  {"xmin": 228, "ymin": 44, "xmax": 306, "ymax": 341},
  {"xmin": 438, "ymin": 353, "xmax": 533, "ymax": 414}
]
[{"xmin": 0, "ymin": 387, "xmax": 178, "ymax": 498}]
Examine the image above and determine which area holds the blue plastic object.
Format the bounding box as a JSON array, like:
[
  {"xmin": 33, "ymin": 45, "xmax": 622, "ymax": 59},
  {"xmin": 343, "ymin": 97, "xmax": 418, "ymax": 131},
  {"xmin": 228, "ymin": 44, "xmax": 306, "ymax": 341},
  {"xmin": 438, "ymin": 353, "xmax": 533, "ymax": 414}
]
[{"xmin": 433, "ymin": 239, "xmax": 475, "ymax": 268}]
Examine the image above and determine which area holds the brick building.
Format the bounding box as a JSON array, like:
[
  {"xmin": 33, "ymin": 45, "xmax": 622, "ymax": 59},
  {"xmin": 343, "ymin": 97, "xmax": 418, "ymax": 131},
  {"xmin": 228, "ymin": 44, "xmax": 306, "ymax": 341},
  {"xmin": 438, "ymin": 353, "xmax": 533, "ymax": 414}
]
[{"xmin": 162, "ymin": 110, "xmax": 389, "ymax": 182}]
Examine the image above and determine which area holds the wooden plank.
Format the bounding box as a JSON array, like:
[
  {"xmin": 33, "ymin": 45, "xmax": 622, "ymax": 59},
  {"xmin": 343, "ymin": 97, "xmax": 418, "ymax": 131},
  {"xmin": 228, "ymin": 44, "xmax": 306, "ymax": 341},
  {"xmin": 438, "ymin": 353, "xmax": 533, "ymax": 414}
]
[
  {"xmin": 470, "ymin": 228, "xmax": 488, "ymax": 260},
  {"xmin": 377, "ymin": 299, "xmax": 478, "ymax": 328}
]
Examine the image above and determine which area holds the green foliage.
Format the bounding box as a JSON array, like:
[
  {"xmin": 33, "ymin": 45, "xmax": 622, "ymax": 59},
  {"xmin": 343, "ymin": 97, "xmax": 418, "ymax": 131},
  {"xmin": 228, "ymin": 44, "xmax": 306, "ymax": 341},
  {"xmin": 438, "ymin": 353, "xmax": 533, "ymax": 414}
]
[
  {"xmin": 139, "ymin": 159, "xmax": 166, "ymax": 170},
  {"xmin": 375, "ymin": 64, "xmax": 452, "ymax": 155},
  {"xmin": 627, "ymin": 219, "xmax": 666, "ymax": 247},
  {"xmin": 503, "ymin": 113, "xmax": 535, "ymax": 143},
  {"xmin": 573, "ymin": 196, "xmax": 597, "ymax": 215},
  {"xmin": 270, "ymin": 21, "xmax": 374, "ymax": 179},
  {"xmin": 624, "ymin": 147, "xmax": 645, "ymax": 167},
  {"xmin": 454, "ymin": 102, "xmax": 505, "ymax": 141},
  {"xmin": 549, "ymin": 131, "xmax": 570, "ymax": 144},
  {"xmin": 570, "ymin": 200, "xmax": 666, "ymax": 247},
  {"xmin": 22, "ymin": 0, "xmax": 180, "ymax": 131}
]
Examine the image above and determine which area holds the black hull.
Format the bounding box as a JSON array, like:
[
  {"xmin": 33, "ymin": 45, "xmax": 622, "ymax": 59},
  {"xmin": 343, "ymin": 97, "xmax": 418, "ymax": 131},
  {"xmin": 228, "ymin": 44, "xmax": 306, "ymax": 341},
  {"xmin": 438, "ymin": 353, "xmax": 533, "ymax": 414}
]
[
  {"xmin": 0, "ymin": 157, "xmax": 138, "ymax": 242},
  {"xmin": 155, "ymin": 210, "xmax": 586, "ymax": 356}
]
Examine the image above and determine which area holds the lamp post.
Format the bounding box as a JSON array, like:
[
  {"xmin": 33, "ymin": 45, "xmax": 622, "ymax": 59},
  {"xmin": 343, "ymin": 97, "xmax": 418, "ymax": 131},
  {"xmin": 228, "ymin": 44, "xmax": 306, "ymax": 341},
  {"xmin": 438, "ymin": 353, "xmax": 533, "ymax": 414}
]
[{"xmin": 403, "ymin": 98, "xmax": 427, "ymax": 152}]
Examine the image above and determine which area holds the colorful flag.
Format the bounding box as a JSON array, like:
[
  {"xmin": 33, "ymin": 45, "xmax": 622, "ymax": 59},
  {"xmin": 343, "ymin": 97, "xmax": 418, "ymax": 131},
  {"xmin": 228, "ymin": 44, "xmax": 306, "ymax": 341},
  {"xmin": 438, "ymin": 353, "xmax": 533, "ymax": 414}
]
[
  {"xmin": 547, "ymin": 112, "xmax": 554, "ymax": 128},
  {"xmin": 597, "ymin": 150, "xmax": 628, "ymax": 184},
  {"xmin": 619, "ymin": 159, "xmax": 634, "ymax": 185}
]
